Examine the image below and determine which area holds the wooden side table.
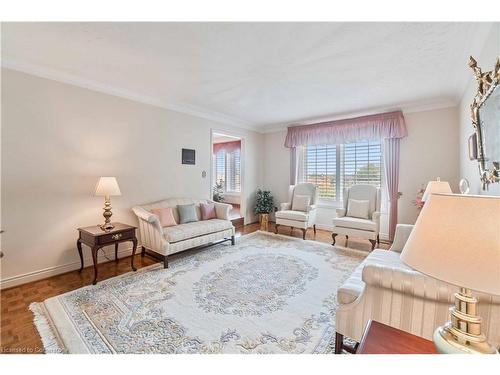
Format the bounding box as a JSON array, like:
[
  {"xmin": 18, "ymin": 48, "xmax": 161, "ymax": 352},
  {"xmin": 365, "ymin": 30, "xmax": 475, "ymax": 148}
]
[
  {"xmin": 77, "ymin": 222, "xmax": 138, "ymax": 285},
  {"xmin": 356, "ymin": 320, "xmax": 438, "ymax": 354}
]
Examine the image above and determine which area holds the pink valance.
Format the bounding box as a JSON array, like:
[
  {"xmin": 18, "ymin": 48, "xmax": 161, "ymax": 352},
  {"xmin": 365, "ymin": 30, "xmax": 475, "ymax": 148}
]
[
  {"xmin": 213, "ymin": 140, "xmax": 241, "ymax": 154},
  {"xmin": 284, "ymin": 111, "xmax": 407, "ymax": 147}
]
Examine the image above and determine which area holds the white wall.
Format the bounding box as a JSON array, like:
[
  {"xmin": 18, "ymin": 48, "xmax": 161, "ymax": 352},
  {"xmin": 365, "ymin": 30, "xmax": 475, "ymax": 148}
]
[
  {"xmin": 459, "ymin": 24, "xmax": 500, "ymax": 196},
  {"xmin": 262, "ymin": 107, "xmax": 460, "ymax": 234},
  {"xmin": 0, "ymin": 68, "xmax": 264, "ymax": 288},
  {"xmin": 399, "ymin": 108, "xmax": 460, "ymax": 224}
]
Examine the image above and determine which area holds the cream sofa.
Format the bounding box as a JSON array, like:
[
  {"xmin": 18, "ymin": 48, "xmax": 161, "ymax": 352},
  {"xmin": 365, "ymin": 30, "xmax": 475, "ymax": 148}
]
[
  {"xmin": 132, "ymin": 198, "xmax": 235, "ymax": 268},
  {"xmin": 335, "ymin": 224, "xmax": 500, "ymax": 353}
]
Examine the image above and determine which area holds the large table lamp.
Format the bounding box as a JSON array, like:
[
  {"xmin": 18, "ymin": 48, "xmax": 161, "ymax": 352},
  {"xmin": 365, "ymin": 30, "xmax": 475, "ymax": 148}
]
[
  {"xmin": 401, "ymin": 193, "xmax": 500, "ymax": 354},
  {"xmin": 421, "ymin": 177, "xmax": 452, "ymax": 202},
  {"xmin": 94, "ymin": 177, "xmax": 121, "ymax": 231}
]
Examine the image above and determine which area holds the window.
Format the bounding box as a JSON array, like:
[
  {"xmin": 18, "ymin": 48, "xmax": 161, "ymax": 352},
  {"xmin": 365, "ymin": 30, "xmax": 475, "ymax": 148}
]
[
  {"xmin": 213, "ymin": 148, "xmax": 241, "ymax": 192},
  {"xmin": 300, "ymin": 140, "xmax": 382, "ymax": 201}
]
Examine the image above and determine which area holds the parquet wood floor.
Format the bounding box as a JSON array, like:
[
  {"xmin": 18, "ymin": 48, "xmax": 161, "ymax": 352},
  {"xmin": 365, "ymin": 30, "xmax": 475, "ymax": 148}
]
[{"xmin": 0, "ymin": 223, "xmax": 388, "ymax": 354}]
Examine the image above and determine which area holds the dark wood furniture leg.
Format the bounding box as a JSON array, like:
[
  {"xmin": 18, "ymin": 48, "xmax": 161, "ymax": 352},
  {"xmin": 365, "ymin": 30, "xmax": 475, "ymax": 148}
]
[
  {"xmin": 313, "ymin": 224, "xmax": 316, "ymax": 235},
  {"xmin": 345, "ymin": 235, "xmax": 348, "ymax": 246},
  {"xmin": 114, "ymin": 243, "xmax": 119, "ymax": 262},
  {"xmin": 77, "ymin": 239, "xmax": 84, "ymax": 272},
  {"xmin": 91, "ymin": 246, "xmax": 101, "ymax": 285},
  {"xmin": 377, "ymin": 234, "xmax": 380, "ymax": 245},
  {"xmin": 332, "ymin": 233, "xmax": 337, "ymax": 246},
  {"xmin": 163, "ymin": 255, "xmax": 169, "ymax": 269},
  {"xmin": 369, "ymin": 239, "xmax": 376, "ymax": 250},
  {"xmin": 274, "ymin": 224, "xmax": 279, "ymax": 234},
  {"xmin": 301, "ymin": 228, "xmax": 306, "ymax": 240},
  {"xmin": 141, "ymin": 246, "xmax": 146, "ymax": 257},
  {"xmin": 131, "ymin": 238, "xmax": 138, "ymax": 271},
  {"xmin": 335, "ymin": 332, "xmax": 344, "ymax": 354},
  {"xmin": 231, "ymin": 235, "xmax": 235, "ymax": 245}
]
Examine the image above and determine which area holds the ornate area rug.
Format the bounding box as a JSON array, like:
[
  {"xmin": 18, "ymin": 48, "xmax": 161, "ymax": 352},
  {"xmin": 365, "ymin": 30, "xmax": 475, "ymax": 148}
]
[{"xmin": 31, "ymin": 231, "xmax": 365, "ymax": 354}]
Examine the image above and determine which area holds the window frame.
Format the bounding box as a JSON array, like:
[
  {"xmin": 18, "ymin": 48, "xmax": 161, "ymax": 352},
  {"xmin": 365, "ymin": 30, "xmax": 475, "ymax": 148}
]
[
  {"xmin": 213, "ymin": 148, "xmax": 241, "ymax": 193},
  {"xmin": 299, "ymin": 140, "xmax": 384, "ymax": 206}
]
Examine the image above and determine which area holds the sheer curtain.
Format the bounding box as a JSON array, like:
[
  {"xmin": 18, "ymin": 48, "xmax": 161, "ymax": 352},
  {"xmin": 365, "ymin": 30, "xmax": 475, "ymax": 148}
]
[{"xmin": 384, "ymin": 138, "xmax": 401, "ymax": 241}]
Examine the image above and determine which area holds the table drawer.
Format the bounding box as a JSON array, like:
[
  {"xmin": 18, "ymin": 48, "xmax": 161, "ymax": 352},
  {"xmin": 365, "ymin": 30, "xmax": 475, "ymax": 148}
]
[{"xmin": 98, "ymin": 229, "xmax": 135, "ymax": 245}]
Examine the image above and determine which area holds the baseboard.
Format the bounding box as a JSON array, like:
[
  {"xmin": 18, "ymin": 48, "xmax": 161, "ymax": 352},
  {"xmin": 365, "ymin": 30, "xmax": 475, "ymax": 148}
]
[{"xmin": 0, "ymin": 246, "xmax": 135, "ymax": 290}]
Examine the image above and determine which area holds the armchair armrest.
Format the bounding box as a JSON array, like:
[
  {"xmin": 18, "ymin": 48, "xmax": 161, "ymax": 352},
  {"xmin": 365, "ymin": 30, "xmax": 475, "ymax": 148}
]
[
  {"xmin": 389, "ymin": 224, "xmax": 414, "ymax": 253},
  {"xmin": 371, "ymin": 211, "xmax": 381, "ymax": 222},
  {"xmin": 307, "ymin": 204, "xmax": 317, "ymax": 213},
  {"xmin": 336, "ymin": 208, "xmax": 346, "ymax": 217},
  {"xmin": 280, "ymin": 202, "xmax": 291, "ymax": 211},
  {"xmin": 213, "ymin": 202, "xmax": 232, "ymax": 220}
]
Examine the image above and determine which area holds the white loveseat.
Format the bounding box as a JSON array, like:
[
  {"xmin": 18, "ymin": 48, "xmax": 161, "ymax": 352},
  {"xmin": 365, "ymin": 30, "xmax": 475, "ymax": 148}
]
[
  {"xmin": 132, "ymin": 198, "xmax": 235, "ymax": 268},
  {"xmin": 335, "ymin": 224, "xmax": 500, "ymax": 353}
]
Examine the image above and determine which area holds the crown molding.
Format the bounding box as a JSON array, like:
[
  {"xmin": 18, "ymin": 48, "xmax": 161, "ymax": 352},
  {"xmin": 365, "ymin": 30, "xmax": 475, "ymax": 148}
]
[
  {"xmin": 256, "ymin": 98, "xmax": 459, "ymax": 133},
  {"xmin": 1, "ymin": 58, "xmax": 259, "ymax": 131},
  {"xmin": 1, "ymin": 58, "xmax": 460, "ymax": 136}
]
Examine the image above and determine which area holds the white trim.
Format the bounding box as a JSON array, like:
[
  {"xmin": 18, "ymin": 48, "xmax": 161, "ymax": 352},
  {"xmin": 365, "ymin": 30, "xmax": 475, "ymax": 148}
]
[
  {"xmin": 2, "ymin": 58, "xmax": 460, "ymax": 135},
  {"xmin": 0, "ymin": 246, "xmax": 135, "ymax": 290},
  {"xmin": 1, "ymin": 58, "xmax": 258, "ymax": 131},
  {"xmin": 257, "ymin": 99, "xmax": 458, "ymax": 134}
]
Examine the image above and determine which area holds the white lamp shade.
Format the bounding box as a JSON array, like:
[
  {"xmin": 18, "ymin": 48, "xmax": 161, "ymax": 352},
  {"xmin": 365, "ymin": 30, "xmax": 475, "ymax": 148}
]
[
  {"xmin": 94, "ymin": 177, "xmax": 121, "ymax": 197},
  {"xmin": 421, "ymin": 180, "xmax": 452, "ymax": 202},
  {"xmin": 401, "ymin": 194, "xmax": 500, "ymax": 295}
]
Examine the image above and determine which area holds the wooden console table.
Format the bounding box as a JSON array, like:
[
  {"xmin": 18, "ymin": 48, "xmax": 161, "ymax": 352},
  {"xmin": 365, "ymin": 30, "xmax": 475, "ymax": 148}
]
[
  {"xmin": 77, "ymin": 222, "xmax": 138, "ymax": 285},
  {"xmin": 357, "ymin": 320, "xmax": 438, "ymax": 354}
]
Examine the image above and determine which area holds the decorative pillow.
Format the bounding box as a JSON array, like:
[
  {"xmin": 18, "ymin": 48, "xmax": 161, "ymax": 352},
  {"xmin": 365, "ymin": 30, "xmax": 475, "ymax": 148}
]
[
  {"xmin": 151, "ymin": 207, "xmax": 177, "ymax": 227},
  {"xmin": 347, "ymin": 199, "xmax": 370, "ymax": 219},
  {"xmin": 200, "ymin": 202, "xmax": 217, "ymax": 220},
  {"xmin": 177, "ymin": 204, "xmax": 199, "ymax": 224},
  {"xmin": 292, "ymin": 194, "xmax": 311, "ymax": 212}
]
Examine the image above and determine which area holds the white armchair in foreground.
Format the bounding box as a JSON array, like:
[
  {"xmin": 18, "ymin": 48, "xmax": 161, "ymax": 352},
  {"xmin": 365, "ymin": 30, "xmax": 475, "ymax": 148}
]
[
  {"xmin": 275, "ymin": 183, "xmax": 318, "ymax": 239},
  {"xmin": 331, "ymin": 184, "xmax": 381, "ymax": 250}
]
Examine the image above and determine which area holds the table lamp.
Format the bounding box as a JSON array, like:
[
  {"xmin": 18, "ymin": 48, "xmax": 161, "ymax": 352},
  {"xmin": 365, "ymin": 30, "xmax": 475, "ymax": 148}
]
[
  {"xmin": 401, "ymin": 193, "xmax": 499, "ymax": 354},
  {"xmin": 421, "ymin": 177, "xmax": 452, "ymax": 202},
  {"xmin": 94, "ymin": 177, "xmax": 121, "ymax": 231}
]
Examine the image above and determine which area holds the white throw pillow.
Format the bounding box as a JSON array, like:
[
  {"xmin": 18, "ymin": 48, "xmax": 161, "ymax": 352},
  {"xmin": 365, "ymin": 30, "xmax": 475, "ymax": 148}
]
[
  {"xmin": 347, "ymin": 199, "xmax": 370, "ymax": 219},
  {"xmin": 292, "ymin": 195, "xmax": 311, "ymax": 212}
]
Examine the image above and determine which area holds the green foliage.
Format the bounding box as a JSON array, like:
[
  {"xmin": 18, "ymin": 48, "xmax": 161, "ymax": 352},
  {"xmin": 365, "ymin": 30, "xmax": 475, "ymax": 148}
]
[
  {"xmin": 254, "ymin": 189, "xmax": 275, "ymax": 214},
  {"xmin": 212, "ymin": 180, "xmax": 224, "ymax": 202}
]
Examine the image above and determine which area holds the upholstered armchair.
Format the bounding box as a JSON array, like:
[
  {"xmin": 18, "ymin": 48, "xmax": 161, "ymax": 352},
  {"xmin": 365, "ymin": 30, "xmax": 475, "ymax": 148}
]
[
  {"xmin": 275, "ymin": 183, "xmax": 318, "ymax": 239},
  {"xmin": 332, "ymin": 184, "xmax": 381, "ymax": 250}
]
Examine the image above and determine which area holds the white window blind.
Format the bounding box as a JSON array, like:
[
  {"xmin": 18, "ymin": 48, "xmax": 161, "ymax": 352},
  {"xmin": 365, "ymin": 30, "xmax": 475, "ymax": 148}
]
[
  {"xmin": 301, "ymin": 140, "xmax": 382, "ymax": 200},
  {"xmin": 213, "ymin": 148, "xmax": 241, "ymax": 192},
  {"xmin": 302, "ymin": 145, "xmax": 338, "ymax": 198}
]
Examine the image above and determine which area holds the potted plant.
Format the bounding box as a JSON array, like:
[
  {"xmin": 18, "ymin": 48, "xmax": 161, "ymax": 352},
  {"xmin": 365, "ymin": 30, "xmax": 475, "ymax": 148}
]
[
  {"xmin": 254, "ymin": 189, "xmax": 275, "ymax": 231},
  {"xmin": 212, "ymin": 180, "xmax": 224, "ymax": 202}
]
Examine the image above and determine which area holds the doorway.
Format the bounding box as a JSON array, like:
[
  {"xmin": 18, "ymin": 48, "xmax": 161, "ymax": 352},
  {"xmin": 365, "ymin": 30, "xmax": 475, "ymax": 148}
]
[{"xmin": 211, "ymin": 131, "xmax": 244, "ymax": 227}]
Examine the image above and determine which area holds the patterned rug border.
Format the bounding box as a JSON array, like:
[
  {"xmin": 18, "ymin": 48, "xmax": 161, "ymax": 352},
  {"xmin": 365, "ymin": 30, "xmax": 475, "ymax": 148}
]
[{"xmin": 31, "ymin": 230, "xmax": 366, "ymax": 354}]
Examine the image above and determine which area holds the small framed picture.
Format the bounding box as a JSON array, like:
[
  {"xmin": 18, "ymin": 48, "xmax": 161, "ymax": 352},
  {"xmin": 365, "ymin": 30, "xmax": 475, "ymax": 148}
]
[{"xmin": 182, "ymin": 148, "xmax": 196, "ymax": 165}]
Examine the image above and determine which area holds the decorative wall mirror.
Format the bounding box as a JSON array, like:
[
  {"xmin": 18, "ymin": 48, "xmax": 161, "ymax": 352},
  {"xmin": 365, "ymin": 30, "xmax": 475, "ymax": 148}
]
[{"xmin": 468, "ymin": 56, "xmax": 500, "ymax": 190}]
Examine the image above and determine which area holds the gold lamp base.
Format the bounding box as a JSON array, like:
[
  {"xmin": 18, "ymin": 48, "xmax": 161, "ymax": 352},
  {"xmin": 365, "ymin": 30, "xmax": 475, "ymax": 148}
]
[
  {"xmin": 433, "ymin": 288, "xmax": 498, "ymax": 354},
  {"xmin": 99, "ymin": 196, "xmax": 115, "ymax": 232}
]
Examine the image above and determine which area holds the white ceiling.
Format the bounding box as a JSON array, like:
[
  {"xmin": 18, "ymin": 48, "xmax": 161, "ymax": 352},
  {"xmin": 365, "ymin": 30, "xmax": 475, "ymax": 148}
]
[{"xmin": 1, "ymin": 22, "xmax": 494, "ymax": 132}]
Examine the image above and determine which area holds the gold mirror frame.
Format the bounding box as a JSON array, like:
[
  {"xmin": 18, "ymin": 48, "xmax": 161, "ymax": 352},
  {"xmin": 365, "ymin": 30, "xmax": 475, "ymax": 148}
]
[{"xmin": 468, "ymin": 56, "xmax": 500, "ymax": 190}]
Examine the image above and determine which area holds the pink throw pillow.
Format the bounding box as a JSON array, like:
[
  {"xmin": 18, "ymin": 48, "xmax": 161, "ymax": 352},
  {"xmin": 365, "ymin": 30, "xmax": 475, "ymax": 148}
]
[
  {"xmin": 200, "ymin": 203, "xmax": 217, "ymax": 220},
  {"xmin": 151, "ymin": 207, "xmax": 177, "ymax": 227}
]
